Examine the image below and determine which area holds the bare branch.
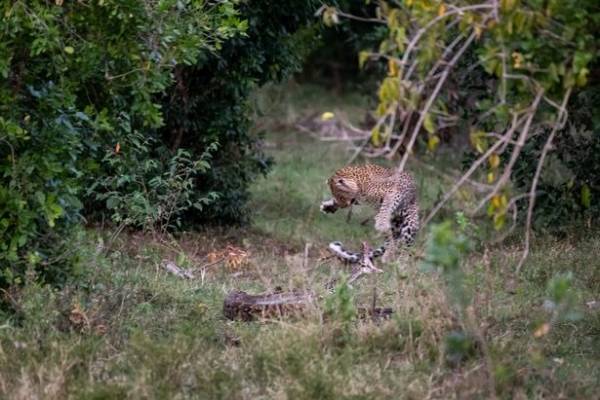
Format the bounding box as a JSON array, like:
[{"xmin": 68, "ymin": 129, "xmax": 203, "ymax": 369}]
[
  {"xmin": 336, "ymin": 10, "xmax": 386, "ymax": 24},
  {"xmin": 490, "ymin": 191, "xmax": 537, "ymax": 244},
  {"xmin": 515, "ymin": 89, "xmax": 571, "ymax": 275},
  {"xmin": 422, "ymin": 112, "xmax": 531, "ymax": 226},
  {"xmin": 347, "ymin": 106, "xmax": 394, "ymax": 164},
  {"xmin": 411, "ymin": 157, "xmax": 494, "ymax": 193},
  {"xmin": 405, "ymin": 21, "xmax": 462, "ymax": 81},
  {"xmin": 383, "ymin": 108, "xmax": 398, "ymax": 151},
  {"xmin": 399, "ymin": 3, "xmax": 495, "ymax": 69},
  {"xmin": 472, "ymin": 89, "xmax": 544, "ymax": 214},
  {"xmin": 398, "ymin": 30, "xmax": 478, "ymax": 172}
]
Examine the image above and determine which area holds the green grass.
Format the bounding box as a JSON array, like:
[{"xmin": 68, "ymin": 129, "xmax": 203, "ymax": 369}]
[{"xmin": 1, "ymin": 83, "xmax": 599, "ymax": 399}]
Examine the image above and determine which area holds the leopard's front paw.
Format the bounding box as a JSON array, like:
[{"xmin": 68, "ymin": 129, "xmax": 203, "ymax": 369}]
[
  {"xmin": 374, "ymin": 219, "xmax": 391, "ymax": 233},
  {"xmin": 320, "ymin": 199, "xmax": 338, "ymax": 214}
]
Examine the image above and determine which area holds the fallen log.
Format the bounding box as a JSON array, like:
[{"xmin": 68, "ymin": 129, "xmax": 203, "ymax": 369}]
[
  {"xmin": 356, "ymin": 307, "xmax": 394, "ymax": 320},
  {"xmin": 223, "ymin": 290, "xmax": 394, "ymax": 322},
  {"xmin": 223, "ymin": 289, "xmax": 315, "ymax": 321}
]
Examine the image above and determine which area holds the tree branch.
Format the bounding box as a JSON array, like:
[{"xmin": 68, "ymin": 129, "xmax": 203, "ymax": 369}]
[
  {"xmin": 397, "ymin": 30, "xmax": 478, "ymax": 172},
  {"xmin": 515, "ymin": 89, "xmax": 571, "ymax": 275},
  {"xmin": 471, "ymin": 89, "xmax": 544, "ymax": 214},
  {"xmin": 422, "ymin": 112, "xmax": 530, "ymax": 227}
]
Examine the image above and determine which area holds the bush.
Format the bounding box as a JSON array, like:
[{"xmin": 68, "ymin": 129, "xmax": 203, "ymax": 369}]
[
  {"xmin": 513, "ymin": 76, "xmax": 600, "ymax": 229},
  {"xmin": 90, "ymin": 136, "xmax": 219, "ymax": 233},
  {"xmin": 158, "ymin": 0, "xmax": 321, "ymax": 224},
  {"xmin": 0, "ymin": 0, "xmax": 245, "ymax": 285},
  {"xmin": 1, "ymin": 0, "xmax": 322, "ymax": 285},
  {"xmin": 326, "ymin": 0, "xmax": 599, "ymax": 232}
]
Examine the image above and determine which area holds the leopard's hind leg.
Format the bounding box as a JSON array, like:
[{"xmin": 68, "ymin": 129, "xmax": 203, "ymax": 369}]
[
  {"xmin": 399, "ymin": 202, "xmax": 419, "ymax": 246},
  {"xmin": 328, "ymin": 200, "xmax": 419, "ymax": 264},
  {"xmin": 381, "ymin": 217, "xmax": 401, "ymax": 263},
  {"xmin": 381, "ymin": 202, "xmax": 419, "ymax": 262}
]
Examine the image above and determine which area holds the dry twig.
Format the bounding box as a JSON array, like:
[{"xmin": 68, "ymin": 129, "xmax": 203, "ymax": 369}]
[
  {"xmin": 515, "ymin": 88, "xmax": 571, "ymax": 274},
  {"xmin": 398, "ymin": 30, "xmax": 479, "ymax": 173},
  {"xmin": 472, "ymin": 89, "xmax": 545, "ymax": 214},
  {"xmin": 423, "ymin": 112, "xmax": 530, "ymax": 226}
]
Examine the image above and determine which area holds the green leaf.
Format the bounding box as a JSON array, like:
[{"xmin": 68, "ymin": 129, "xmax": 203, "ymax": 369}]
[
  {"xmin": 576, "ymin": 68, "xmax": 589, "ymax": 87},
  {"xmin": 423, "ymin": 113, "xmax": 435, "ymax": 134},
  {"xmin": 493, "ymin": 212, "xmax": 506, "ymax": 230},
  {"xmin": 371, "ymin": 126, "xmax": 382, "ymax": 147},
  {"xmin": 581, "ymin": 184, "xmax": 591, "ymax": 208},
  {"xmin": 106, "ymin": 196, "xmax": 120, "ymax": 210}
]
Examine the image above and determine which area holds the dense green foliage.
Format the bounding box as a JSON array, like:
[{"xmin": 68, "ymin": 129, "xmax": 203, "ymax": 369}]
[
  {"xmin": 0, "ymin": 0, "xmax": 318, "ymax": 285},
  {"xmin": 159, "ymin": 0, "xmax": 320, "ymax": 224},
  {"xmin": 300, "ymin": 1, "xmax": 385, "ymax": 91},
  {"xmin": 513, "ymin": 77, "xmax": 600, "ymax": 228},
  {"xmin": 1, "ymin": 0, "xmax": 238, "ymax": 284},
  {"xmin": 326, "ymin": 0, "xmax": 600, "ymax": 229}
]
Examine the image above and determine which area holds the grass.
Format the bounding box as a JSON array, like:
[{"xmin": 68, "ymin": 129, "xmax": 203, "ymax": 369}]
[{"xmin": 1, "ymin": 83, "xmax": 599, "ymax": 399}]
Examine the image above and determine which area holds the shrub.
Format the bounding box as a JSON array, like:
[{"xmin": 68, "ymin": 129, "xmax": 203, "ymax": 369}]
[
  {"xmin": 513, "ymin": 77, "xmax": 600, "ymax": 229},
  {"xmin": 0, "ymin": 0, "xmax": 244, "ymax": 285},
  {"xmin": 90, "ymin": 136, "xmax": 219, "ymax": 233},
  {"xmin": 1, "ymin": 0, "xmax": 322, "ymax": 285},
  {"xmin": 325, "ymin": 0, "xmax": 599, "ymax": 233},
  {"xmin": 158, "ymin": 0, "xmax": 321, "ymax": 224}
]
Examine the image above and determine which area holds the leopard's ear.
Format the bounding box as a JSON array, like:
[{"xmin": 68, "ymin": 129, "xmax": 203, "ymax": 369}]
[{"xmin": 337, "ymin": 178, "xmax": 359, "ymax": 192}]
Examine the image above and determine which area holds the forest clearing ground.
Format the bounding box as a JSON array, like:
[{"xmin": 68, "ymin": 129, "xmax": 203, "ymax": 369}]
[{"xmin": 0, "ymin": 84, "xmax": 598, "ymax": 399}]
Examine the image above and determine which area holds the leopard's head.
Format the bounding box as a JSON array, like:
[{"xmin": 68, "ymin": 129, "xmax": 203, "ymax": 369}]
[{"xmin": 327, "ymin": 172, "xmax": 359, "ymax": 208}]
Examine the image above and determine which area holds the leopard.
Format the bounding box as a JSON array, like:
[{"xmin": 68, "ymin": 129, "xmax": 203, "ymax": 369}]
[{"xmin": 320, "ymin": 164, "xmax": 419, "ymax": 264}]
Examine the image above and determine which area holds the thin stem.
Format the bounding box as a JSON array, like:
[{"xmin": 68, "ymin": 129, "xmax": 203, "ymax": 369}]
[
  {"xmin": 387, "ymin": 111, "xmax": 413, "ymax": 159},
  {"xmin": 398, "ymin": 30, "xmax": 478, "ymax": 172},
  {"xmin": 405, "ymin": 21, "xmax": 462, "ymax": 81},
  {"xmin": 336, "ymin": 10, "xmax": 386, "ymax": 24},
  {"xmin": 472, "ymin": 89, "xmax": 544, "ymax": 214},
  {"xmin": 515, "ymin": 89, "xmax": 571, "ymax": 275},
  {"xmin": 399, "ymin": 3, "xmax": 494, "ymax": 69},
  {"xmin": 423, "ymin": 112, "xmax": 530, "ymax": 226}
]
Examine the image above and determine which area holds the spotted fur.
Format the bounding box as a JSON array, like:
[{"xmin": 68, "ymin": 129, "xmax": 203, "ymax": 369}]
[{"xmin": 320, "ymin": 164, "xmax": 419, "ymax": 263}]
